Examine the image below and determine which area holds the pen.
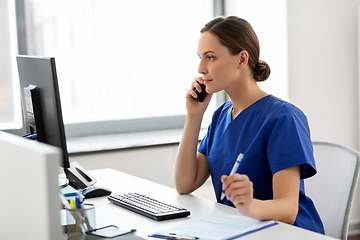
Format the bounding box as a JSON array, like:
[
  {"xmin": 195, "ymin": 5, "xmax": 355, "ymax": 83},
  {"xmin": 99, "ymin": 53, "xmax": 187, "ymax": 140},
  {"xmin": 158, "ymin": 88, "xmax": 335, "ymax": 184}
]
[
  {"xmin": 77, "ymin": 192, "xmax": 85, "ymax": 208},
  {"xmin": 70, "ymin": 198, "xmax": 78, "ymax": 209},
  {"xmin": 75, "ymin": 197, "xmax": 81, "ymax": 209},
  {"xmin": 149, "ymin": 233, "xmax": 199, "ymax": 240},
  {"xmin": 59, "ymin": 192, "xmax": 72, "ymax": 210},
  {"xmin": 220, "ymin": 153, "xmax": 244, "ymax": 201},
  {"xmin": 76, "ymin": 192, "xmax": 94, "ymax": 230}
]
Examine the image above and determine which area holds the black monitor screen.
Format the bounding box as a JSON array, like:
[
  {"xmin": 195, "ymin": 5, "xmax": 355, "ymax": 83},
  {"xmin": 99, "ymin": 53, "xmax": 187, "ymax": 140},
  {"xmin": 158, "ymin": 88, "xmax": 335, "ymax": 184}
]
[{"xmin": 16, "ymin": 55, "xmax": 70, "ymax": 168}]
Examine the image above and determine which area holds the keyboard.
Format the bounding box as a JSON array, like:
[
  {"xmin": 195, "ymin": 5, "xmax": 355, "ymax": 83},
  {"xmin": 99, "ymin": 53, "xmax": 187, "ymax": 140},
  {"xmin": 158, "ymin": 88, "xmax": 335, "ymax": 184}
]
[{"xmin": 108, "ymin": 193, "xmax": 190, "ymax": 221}]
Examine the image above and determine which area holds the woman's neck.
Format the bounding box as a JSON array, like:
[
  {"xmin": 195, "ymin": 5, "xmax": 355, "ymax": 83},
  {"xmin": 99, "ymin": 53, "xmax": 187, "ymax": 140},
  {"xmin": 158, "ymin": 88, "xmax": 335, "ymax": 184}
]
[{"xmin": 226, "ymin": 79, "xmax": 268, "ymax": 120}]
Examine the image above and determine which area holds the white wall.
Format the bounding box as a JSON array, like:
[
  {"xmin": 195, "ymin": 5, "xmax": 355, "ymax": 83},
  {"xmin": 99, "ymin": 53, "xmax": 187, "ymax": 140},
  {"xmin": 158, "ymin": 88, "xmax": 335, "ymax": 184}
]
[
  {"xmin": 70, "ymin": 145, "xmax": 178, "ymax": 187},
  {"xmin": 69, "ymin": 145, "xmax": 216, "ymax": 201},
  {"xmin": 288, "ymin": 0, "xmax": 360, "ymax": 234},
  {"xmin": 288, "ymin": 0, "xmax": 359, "ymax": 149}
]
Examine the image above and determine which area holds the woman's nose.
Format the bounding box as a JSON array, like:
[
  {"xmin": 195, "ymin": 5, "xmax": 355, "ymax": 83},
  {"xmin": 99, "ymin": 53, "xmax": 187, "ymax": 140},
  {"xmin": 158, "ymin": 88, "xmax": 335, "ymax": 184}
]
[{"xmin": 198, "ymin": 60, "xmax": 207, "ymax": 75}]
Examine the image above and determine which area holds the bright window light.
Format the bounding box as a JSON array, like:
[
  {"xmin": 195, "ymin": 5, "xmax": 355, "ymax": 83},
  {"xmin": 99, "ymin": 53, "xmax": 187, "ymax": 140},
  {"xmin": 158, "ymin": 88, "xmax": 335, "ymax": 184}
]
[{"xmin": 23, "ymin": 0, "xmax": 213, "ymax": 124}]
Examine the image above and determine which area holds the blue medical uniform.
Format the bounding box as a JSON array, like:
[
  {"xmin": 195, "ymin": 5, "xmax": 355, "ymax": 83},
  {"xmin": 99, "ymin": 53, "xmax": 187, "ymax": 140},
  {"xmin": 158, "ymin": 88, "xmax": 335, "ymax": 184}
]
[{"xmin": 198, "ymin": 95, "xmax": 324, "ymax": 234}]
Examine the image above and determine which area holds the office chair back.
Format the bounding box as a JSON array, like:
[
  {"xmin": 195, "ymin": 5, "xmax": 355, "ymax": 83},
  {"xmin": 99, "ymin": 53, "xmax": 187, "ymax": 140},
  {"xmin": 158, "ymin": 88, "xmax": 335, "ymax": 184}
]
[{"xmin": 305, "ymin": 141, "xmax": 360, "ymax": 240}]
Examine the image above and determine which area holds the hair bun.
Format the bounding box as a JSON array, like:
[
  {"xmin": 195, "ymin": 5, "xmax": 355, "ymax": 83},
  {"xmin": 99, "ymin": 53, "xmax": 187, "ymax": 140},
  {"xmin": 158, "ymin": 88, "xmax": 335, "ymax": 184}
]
[{"xmin": 254, "ymin": 60, "xmax": 271, "ymax": 82}]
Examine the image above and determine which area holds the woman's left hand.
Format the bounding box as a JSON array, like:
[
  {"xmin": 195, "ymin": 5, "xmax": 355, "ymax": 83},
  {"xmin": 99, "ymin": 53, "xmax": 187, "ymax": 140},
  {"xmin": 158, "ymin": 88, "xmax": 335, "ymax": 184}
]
[
  {"xmin": 221, "ymin": 173, "xmax": 254, "ymax": 216},
  {"xmin": 222, "ymin": 166, "xmax": 300, "ymax": 224}
]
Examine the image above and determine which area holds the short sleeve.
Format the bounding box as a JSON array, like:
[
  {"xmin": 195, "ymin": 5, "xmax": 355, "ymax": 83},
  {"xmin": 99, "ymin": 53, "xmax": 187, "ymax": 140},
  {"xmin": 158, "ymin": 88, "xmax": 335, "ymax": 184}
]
[
  {"xmin": 198, "ymin": 126, "xmax": 210, "ymax": 156},
  {"xmin": 267, "ymin": 104, "xmax": 316, "ymax": 179}
]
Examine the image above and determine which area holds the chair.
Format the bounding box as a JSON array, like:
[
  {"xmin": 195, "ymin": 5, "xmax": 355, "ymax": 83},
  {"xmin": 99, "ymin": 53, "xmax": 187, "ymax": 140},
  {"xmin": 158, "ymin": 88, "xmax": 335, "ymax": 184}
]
[{"xmin": 305, "ymin": 141, "xmax": 360, "ymax": 240}]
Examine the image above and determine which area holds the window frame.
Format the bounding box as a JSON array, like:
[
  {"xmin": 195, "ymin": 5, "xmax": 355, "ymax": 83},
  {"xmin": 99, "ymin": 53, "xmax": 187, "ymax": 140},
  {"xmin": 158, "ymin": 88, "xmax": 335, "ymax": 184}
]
[{"xmin": 6, "ymin": 0, "xmax": 226, "ymax": 147}]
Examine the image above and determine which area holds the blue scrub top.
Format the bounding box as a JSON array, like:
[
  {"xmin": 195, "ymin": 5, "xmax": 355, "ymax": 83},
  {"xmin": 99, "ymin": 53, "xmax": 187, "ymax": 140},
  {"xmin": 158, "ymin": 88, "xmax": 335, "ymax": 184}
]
[{"xmin": 198, "ymin": 95, "xmax": 324, "ymax": 234}]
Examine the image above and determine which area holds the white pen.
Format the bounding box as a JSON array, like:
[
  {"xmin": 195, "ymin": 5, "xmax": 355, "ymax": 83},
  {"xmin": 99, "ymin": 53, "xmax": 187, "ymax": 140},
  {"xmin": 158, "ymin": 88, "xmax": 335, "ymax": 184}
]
[
  {"xmin": 59, "ymin": 192, "xmax": 72, "ymax": 209},
  {"xmin": 76, "ymin": 192, "xmax": 94, "ymax": 230},
  {"xmin": 220, "ymin": 153, "xmax": 244, "ymax": 201}
]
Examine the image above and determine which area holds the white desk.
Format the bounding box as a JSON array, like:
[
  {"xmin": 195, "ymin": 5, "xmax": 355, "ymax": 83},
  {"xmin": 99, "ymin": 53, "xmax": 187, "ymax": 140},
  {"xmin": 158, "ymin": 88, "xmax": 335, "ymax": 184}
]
[{"xmin": 83, "ymin": 168, "xmax": 337, "ymax": 240}]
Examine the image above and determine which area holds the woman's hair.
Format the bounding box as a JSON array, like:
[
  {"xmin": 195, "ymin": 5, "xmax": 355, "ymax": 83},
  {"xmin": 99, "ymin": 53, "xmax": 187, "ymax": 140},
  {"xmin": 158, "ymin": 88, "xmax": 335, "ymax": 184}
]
[{"xmin": 201, "ymin": 16, "xmax": 270, "ymax": 82}]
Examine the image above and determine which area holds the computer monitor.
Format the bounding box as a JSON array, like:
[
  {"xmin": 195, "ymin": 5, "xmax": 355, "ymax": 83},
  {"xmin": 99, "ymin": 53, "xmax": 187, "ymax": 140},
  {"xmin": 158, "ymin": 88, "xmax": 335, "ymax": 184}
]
[
  {"xmin": 0, "ymin": 130, "xmax": 64, "ymax": 240},
  {"xmin": 16, "ymin": 55, "xmax": 69, "ymax": 168},
  {"xmin": 16, "ymin": 55, "xmax": 97, "ymax": 189}
]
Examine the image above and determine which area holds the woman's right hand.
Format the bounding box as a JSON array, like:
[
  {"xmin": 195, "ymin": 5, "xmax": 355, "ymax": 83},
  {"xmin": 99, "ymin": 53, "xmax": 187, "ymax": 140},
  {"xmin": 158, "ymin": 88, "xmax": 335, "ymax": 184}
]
[
  {"xmin": 175, "ymin": 76, "xmax": 212, "ymax": 194},
  {"xmin": 186, "ymin": 77, "xmax": 212, "ymax": 116}
]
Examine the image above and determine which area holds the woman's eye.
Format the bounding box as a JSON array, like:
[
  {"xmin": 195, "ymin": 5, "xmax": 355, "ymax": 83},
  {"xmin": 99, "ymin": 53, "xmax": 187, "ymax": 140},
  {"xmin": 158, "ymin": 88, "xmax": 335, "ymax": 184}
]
[{"xmin": 207, "ymin": 56, "xmax": 214, "ymax": 60}]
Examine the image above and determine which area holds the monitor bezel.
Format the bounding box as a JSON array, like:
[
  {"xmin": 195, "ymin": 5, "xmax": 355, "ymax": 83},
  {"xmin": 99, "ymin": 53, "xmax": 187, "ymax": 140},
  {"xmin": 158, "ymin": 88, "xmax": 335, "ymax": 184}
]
[{"xmin": 16, "ymin": 55, "xmax": 70, "ymax": 168}]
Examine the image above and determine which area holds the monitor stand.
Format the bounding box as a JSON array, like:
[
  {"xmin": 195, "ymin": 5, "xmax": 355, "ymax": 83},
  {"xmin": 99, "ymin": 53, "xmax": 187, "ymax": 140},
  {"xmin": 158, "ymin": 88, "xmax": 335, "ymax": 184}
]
[
  {"xmin": 23, "ymin": 130, "xmax": 97, "ymax": 190},
  {"xmin": 64, "ymin": 161, "xmax": 97, "ymax": 189}
]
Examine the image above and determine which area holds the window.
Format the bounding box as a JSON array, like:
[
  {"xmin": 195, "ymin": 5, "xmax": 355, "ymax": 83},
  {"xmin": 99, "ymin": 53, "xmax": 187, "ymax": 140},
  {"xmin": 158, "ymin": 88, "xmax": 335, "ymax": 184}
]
[
  {"xmin": 0, "ymin": 0, "xmax": 22, "ymax": 130},
  {"xmin": 2, "ymin": 0, "xmax": 287, "ymax": 144},
  {"xmin": 23, "ymin": 0, "xmax": 213, "ymax": 127}
]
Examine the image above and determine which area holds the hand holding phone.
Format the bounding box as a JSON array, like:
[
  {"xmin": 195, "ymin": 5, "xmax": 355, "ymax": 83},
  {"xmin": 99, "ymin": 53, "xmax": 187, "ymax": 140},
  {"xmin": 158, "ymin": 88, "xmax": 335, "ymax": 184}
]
[{"xmin": 194, "ymin": 82, "xmax": 207, "ymax": 102}]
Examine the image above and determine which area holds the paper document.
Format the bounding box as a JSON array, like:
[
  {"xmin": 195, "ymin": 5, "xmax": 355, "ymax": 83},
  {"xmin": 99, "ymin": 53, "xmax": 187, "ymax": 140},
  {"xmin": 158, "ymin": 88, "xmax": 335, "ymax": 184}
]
[{"xmin": 149, "ymin": 210, "xmax": 277, "ymax": 240}]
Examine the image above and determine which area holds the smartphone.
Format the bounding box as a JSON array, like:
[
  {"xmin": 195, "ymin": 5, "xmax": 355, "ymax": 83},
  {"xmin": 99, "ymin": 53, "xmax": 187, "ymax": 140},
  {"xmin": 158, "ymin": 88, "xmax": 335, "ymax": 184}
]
[{"xmin": 194, "ymin": 83, "xmax": 207, "ymax": 102}]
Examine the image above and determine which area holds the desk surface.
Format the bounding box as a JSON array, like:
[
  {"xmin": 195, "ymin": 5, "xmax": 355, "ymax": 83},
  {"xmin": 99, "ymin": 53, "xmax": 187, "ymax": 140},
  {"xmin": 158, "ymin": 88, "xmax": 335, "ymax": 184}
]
[{"xmin": 84, "ymin": 168, "xmax": 337, "ymax": 240}]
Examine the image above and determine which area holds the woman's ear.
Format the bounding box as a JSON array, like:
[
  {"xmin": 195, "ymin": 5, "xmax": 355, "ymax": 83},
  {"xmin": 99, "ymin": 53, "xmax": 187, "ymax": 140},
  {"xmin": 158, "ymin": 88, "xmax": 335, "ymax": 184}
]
[{"xmin": 238, "ymin": 50, "xmax": 249, "ymax": 69}]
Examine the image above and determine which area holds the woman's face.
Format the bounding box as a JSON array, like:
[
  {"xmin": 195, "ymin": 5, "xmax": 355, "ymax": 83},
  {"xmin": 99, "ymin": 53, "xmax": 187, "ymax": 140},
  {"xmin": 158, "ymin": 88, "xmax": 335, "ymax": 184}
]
[{"xmin": 197, "ymin": 31, "xmax": 241, "ymax": 94}]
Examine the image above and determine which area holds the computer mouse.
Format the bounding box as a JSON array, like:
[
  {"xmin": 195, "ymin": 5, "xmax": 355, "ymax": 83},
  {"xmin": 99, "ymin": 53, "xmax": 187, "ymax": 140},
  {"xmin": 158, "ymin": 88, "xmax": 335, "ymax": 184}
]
[{"xmin": 80, "ymin": 185, "xmax": 112, "ymax": 199}]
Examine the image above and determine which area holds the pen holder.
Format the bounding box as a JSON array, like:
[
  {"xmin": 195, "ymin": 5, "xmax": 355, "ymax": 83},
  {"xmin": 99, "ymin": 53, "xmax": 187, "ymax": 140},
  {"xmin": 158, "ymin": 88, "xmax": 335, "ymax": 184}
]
[{"xmin": 66, "ymin": 203, "xmax": 96, "ymax": 240}]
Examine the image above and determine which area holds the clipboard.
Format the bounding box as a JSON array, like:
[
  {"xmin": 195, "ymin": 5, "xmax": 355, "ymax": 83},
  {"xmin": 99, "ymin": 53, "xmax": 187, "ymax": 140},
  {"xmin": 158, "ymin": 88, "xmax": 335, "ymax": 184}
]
[{"xmin": 149, "ymin": 210, "xmax": 278, "ymax": 240}]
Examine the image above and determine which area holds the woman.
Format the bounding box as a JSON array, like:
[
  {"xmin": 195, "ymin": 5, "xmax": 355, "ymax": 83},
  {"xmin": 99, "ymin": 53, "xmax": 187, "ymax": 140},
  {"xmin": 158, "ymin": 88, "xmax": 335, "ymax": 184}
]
[{"xmin": 175, "ymin": 16, "xmax": 324, "ymax": 234}]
